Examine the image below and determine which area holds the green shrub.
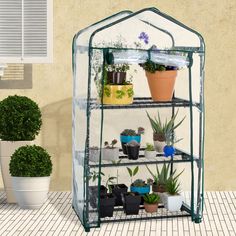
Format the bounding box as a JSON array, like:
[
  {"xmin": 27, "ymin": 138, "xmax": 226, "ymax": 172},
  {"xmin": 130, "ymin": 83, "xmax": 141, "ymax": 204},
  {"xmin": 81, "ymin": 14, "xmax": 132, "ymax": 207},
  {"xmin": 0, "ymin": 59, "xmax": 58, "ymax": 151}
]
[
  {"xmin": 0, "ymin": 95, "xmax": 42, "ymax": 141},
  {"xmin": 9, "ymin": 145, "xmax": 52, "ymax": 177}
]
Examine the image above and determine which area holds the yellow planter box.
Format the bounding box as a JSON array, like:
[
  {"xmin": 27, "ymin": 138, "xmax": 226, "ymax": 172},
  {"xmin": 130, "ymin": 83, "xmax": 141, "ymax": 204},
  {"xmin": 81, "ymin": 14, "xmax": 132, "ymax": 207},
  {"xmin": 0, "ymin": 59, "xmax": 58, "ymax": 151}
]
[{"xmin": 102, "ymin": 84, "xmax": 133, "ymax": 105}]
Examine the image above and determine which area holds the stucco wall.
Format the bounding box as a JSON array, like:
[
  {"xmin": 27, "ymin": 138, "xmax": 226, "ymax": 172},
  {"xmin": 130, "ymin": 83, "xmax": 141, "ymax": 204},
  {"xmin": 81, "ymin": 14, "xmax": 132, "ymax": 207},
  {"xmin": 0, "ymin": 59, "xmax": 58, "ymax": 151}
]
[{"xmin": 0, "ymin": 0, "xmax": 235, "ymax": 190}]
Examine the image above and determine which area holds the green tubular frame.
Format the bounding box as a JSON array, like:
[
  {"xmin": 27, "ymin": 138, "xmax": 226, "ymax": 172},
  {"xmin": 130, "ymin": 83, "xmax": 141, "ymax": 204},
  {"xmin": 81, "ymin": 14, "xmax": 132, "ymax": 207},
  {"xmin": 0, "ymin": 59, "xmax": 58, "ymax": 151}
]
[{"xmin": 72, "ymin": 7, "xmax": 205, "ymax": 231}]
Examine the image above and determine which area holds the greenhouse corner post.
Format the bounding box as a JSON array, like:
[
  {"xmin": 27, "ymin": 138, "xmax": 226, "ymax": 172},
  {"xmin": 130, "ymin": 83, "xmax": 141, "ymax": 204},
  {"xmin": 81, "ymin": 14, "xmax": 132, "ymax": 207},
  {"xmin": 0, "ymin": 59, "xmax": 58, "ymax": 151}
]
[{"xmin": 187, "ymin": 52, "xmax": 195, "ymax": 221}]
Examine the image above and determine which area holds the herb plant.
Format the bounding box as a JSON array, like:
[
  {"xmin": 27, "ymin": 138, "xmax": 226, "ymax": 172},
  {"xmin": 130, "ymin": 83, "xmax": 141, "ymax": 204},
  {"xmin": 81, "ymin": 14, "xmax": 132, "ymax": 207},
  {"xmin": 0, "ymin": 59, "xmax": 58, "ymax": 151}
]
[{"xmin": 127, "ymin": 166, "xmax": 139, "ymax": 185}]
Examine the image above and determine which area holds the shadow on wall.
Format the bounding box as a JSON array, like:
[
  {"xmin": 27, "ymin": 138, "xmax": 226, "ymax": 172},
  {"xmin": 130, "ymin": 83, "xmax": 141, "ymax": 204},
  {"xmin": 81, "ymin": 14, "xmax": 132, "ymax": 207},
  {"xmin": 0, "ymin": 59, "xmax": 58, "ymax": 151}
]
[{"xmin": 41, "ymin": 98, "xmax": 72, "ymax": 191}]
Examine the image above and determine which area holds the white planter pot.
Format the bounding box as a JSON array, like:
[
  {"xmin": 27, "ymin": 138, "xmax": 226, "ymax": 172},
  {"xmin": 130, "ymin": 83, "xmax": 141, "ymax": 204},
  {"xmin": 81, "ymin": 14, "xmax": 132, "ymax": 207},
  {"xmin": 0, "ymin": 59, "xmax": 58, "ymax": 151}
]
[
  {"xmin": 102, "ymin": 147, "xmax": 119, "ymax": 161},
  {"xmin": 144, "ymin": 150, "xmax": 156, "ymax": 159},
  {"xmin": 162, "ymin": 192, "xmax": 183, "ymax": 212},
  {"xmin": 153, "ymin": 140, "xmax": 166, "ymax": 153},
  {"xmin": 89, "ymin": 148, "xmax": 100, "ymax": 162},
  {"xmin": 0, "ymin": 141, "xmax": 33, "ymax": 203},
  {"xmin": 12, "ymin": 176, "xmax": 50, "ymax": 209}
]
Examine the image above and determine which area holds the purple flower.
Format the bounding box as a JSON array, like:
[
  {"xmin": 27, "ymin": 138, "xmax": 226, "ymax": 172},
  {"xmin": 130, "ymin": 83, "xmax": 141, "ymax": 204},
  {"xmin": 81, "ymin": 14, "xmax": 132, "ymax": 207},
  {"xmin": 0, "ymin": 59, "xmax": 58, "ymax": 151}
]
[{"xmin": 138, "ymin": 32, "xmax": 149, "ymax": 44}]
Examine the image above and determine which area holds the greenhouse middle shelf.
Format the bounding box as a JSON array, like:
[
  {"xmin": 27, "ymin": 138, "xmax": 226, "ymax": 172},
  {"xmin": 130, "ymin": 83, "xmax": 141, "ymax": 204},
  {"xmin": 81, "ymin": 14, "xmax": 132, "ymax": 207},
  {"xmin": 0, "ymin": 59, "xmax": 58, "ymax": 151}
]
[
  {"xmin": 88, "ymin": 148, "xmax": 199, "ymax": 168},
  {"xmin": 75, "ymin": 97, "xmax": 201, "ymax": 110}
]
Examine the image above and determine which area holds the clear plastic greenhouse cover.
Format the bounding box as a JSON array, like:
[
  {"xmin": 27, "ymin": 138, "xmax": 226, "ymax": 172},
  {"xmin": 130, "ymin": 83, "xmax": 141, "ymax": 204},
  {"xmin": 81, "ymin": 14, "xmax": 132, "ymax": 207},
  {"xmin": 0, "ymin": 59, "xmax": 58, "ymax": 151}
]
[{"xmin": 72, "ymin": 7, "xmax": 205, "ymax": 232}]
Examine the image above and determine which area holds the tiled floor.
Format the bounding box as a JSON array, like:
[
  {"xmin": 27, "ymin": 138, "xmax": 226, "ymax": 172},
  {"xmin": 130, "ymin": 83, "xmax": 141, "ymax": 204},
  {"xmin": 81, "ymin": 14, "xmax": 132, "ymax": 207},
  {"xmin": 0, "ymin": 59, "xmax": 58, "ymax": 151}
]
[{"xmin": 0, "ymin": 191, "xmax": 236, "ymax": 235}]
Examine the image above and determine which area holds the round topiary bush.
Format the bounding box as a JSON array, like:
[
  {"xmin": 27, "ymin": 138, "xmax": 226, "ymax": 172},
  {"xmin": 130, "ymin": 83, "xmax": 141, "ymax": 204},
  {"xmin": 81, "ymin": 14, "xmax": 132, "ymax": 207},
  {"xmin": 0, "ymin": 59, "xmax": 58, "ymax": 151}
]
[
  {"xmin": 9, "ymin": 145, "xmax": 52, "ymax": 177},
  {"xmin": 0, "ymin": 95, "xmax": 42, "ymax": 141}
]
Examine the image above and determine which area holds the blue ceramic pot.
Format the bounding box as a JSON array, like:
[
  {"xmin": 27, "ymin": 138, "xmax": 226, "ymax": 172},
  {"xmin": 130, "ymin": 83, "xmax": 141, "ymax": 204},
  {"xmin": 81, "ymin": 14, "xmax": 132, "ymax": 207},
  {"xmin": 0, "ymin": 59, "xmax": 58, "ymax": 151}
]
[
  {"xmin": 130, "ymin": 185, "xmax": 150, "ymax": 195},
  {"xmin": 163, "ymin": 145, "xmax": 175, "ymax": 157},
  {"xmin": 120, "ymin": 135, "xmax": 141, "ymax": 143}
]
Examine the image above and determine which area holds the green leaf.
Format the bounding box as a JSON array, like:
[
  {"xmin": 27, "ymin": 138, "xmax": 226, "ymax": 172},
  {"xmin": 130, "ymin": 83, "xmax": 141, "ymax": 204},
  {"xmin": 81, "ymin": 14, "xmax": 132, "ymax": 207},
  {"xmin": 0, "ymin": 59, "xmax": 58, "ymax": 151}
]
[
  {"xmin": 133, "ymin": 166, "xmax": 139, "ymax": 176},
  {"xmin": 127, "ymin": 167, "xmax": 132, "ymax": 177}
]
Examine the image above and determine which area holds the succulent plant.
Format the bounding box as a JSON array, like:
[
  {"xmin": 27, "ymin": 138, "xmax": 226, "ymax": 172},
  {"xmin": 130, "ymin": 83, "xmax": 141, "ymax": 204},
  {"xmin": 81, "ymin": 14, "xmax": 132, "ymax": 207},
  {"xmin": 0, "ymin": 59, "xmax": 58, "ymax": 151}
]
[
  {"xmin": 133, "ymin": 179, "xmax": 146, "ymax": 187},
  {"xmin": 143, "ymin": 193, "xmax": 160, "ymax": 204},
  {"xmin": 126, "ymin": 140, "xmax": 140, "ymax": 147},
  {"xmin": 146, "ymin": 110, "xmax": 185, "ymax": 143},
  {"xmin": 120, "ymin": 129, "xmax": 138, "ymax": 136},
  {"xmin": 166, "ymin": 177, "xmax": 181, "ymax": 195},
  {"xmin": 145, "ymin": 143, "xmax": 155, "ymax": 151},
  {"xmin": 104, "ymin": 139, "xmax": 118, "ymax": 149},
  {"xmin": 121, "ymin": 127, "xmax": 145, "ymax": 136}
]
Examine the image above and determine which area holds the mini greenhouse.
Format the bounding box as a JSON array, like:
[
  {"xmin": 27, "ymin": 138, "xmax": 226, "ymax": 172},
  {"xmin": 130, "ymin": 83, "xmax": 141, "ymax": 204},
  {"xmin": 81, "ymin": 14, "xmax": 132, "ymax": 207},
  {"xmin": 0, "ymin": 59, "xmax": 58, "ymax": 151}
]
[{"xmin": 72, "ymin": 7, "xmax": 205, "ymax": 232}]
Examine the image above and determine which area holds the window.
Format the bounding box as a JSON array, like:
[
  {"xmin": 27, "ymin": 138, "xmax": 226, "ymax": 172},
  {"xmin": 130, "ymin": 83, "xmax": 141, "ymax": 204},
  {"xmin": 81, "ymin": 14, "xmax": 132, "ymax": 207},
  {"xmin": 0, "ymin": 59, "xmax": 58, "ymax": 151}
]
[{"xmin": 0, "ymin": 0, "xmax": 53, "ymax": 63}]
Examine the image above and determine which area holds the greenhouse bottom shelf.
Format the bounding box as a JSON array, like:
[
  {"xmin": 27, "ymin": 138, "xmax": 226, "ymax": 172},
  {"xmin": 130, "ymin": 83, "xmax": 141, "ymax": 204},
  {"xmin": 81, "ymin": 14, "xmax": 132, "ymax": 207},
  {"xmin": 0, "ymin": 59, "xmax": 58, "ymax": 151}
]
[{"xmin": 88, "ymin": 203, "xmax": 192, "ymax": 224}]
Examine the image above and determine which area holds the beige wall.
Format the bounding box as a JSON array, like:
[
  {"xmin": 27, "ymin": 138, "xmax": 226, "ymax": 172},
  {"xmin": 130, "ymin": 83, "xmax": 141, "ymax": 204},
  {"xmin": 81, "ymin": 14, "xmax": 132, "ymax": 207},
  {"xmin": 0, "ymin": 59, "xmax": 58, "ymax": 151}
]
[{"xmin": 0, "ymin": 0, "xmax": 235, "ymax": 190}]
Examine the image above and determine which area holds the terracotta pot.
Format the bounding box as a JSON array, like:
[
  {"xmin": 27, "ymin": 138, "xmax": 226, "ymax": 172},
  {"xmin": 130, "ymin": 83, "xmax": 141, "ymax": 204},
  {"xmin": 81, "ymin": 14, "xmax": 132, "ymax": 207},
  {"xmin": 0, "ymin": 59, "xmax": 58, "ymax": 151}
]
[
  {"xmin": 145, "ymin": 70, "xmax": 177, "ymax": 101},
  {"xmin": 144, "ymin": 202, "xmax": 158, "ymax": 213}
]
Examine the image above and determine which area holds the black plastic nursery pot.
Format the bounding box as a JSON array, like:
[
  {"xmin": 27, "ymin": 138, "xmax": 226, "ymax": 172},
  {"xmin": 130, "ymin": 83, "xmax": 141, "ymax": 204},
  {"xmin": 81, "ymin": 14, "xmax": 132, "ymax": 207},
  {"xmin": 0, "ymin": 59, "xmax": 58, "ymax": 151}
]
[
  {"xmin": 109, "ymin": 184, "xmax": 128, "ymax": 206},
  {"xmin": 122, "ymin": 192, "xmax": 141, "ymax": 215},
  {"xmin": 99, "ymin": 193, "xmax": 116, "ymax": 218},
  {"xmin": 126, "ymin": 145, "xmax": 140, "ymax": 160},
  {"xmin": 107, "ymin": 71, "xmax": 126, "ymax": 85},
  {"xmin": 89, "ymin": 185, "xmax": 107, "ymax": 209}
]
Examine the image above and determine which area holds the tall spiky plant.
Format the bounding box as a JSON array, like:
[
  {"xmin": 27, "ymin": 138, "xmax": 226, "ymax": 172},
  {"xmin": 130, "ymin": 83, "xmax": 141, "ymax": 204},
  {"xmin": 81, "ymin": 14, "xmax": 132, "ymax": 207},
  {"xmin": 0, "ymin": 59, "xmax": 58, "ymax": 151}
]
[{"xmin": 146, "ymin": 110, "xmax": 185, "ymax": 142}]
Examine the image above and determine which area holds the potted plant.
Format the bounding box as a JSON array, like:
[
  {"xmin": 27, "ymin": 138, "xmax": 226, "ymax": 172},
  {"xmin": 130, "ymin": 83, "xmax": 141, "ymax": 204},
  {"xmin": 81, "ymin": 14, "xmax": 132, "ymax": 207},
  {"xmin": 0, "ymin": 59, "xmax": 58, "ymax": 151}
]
[
  {"xmin": 126, "ymin": 140, "xmax": 140, "ymax": 160},
  {"xmin": 143, "ymin": 193, "xmax": 160, "ymax": 213},
  {"xmin": 103, "ymin": 139, "xmax": 119, "ymax": 161},
  {"xmin": 0, "ymin": 95, "xmax": 42, "ymax": 203},
  {"xmin": 99, "ymin": 175, "xmax": 117, "ymax": 218},
  {"xmin": 88, "ymin": 170, "xmax": 107, "ymax": 209},
  {"xmin": 146, "ymin": 110, "xmax": 185, "ymax": 152},
  {"xmin": 109, "ymin": 160, "xmax": 128, "ymax": 206},
  {"xmin": 127, "ymin": 166, "xmax": 150, "ymax": 201},
  {"xmin": 146, "ymin": 163, "xmax": 171, "ymax": 193},
  {"xmin": 9, "ymin": 145, "xmax": 52, "ymax": 209},
  {"xmin": 120, "ymin": 127, "xmax": 144, "ymax": 154},
  {"xmin": 140, "ymin": 59, "xmax": 178, "ymax": 101},
  {"xmin": 144, "ymin": 143, "xmax": 156, "ymax": 159},
  {"xmin": 102, "ymin": 63, "xmax": 134, "ymax": 105},
  {"xmin": 89, "ymin": 146, "xmax": 100, "ymax": 162},
  {"xmin": 163, "ymin": 176, "xmax": 183, "ymax": 212},
  {"xmin": 121, "ymin": 165, "xmax": 141, "ymax": 215},
  {"xmin": 130, "ymin": 179, "xmax": 150, "ymax": 196},
  {"xmin": 146, "ymin": 163, "xmax": 184, "ymax": 202}
]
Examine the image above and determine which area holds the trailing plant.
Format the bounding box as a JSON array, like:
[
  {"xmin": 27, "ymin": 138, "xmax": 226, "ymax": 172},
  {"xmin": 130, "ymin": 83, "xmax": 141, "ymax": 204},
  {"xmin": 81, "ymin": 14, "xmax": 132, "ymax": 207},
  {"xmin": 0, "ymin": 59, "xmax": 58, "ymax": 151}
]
[
  {"xmin": 140, "ymin": 59, "xmax": 177, "ymax": 73},
  {"xmin": 127, "ymin": 166, "xmax": 139, "ymax": 185},
  {"xmin": 104, "ymin": 139, "xmax": 117, "ymax": 149},
  {"xmin": 9, "ymin": 145, "xmax": 52, "ymax": 177},
  {"xmin": 146, "ymin": 110, "xmax": 185, "ymax": 142},
  {"xmin": 143, "ymin": 193, "xmax": 160, "ymax": 204},
  {"xmin": 145, "ymin": 143, "xmax": 155, "ymax": 151},
  {"xmin": 0, "ymin": 95, "xmax": 42, "ymax": 141},
  {"xmin": 166, "ymin": 177, "xmax": 181, "ymax": 195}
]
